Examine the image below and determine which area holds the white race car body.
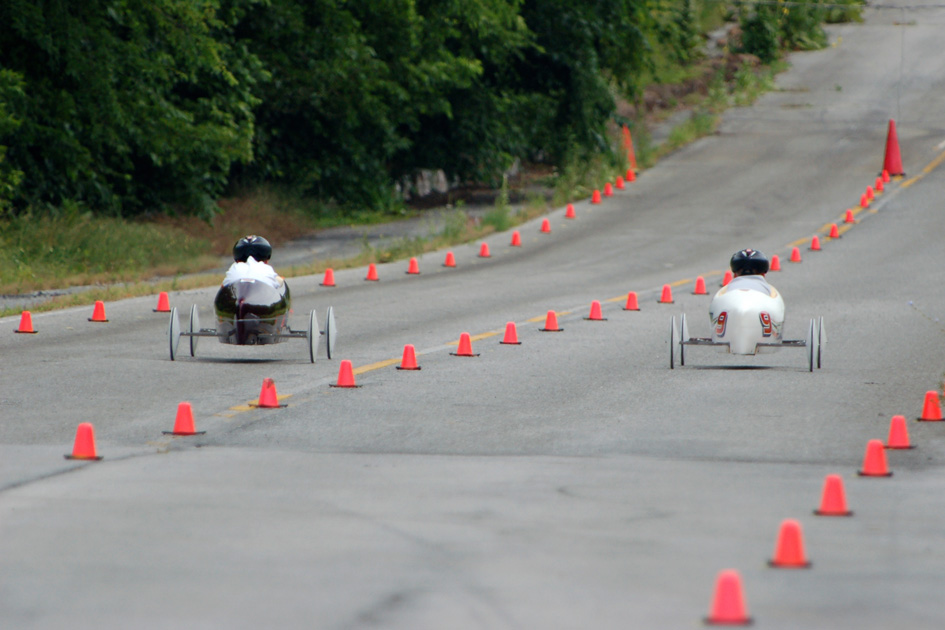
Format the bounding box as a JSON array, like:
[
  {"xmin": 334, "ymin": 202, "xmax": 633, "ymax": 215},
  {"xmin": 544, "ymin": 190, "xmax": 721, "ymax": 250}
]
[{"xmin": 708, "ymin": 283, "xmax": 784, "ymax": 355}]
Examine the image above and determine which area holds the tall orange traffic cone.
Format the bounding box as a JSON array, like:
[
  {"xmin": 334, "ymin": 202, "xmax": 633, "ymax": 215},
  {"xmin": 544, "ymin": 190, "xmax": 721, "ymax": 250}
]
[
  {"xmin": 451, "ymin": 332, "xmax": 479, "ymax": 356},
  {"xmin": 584, "ymin": 300, "xmax": 606, "ymax": 321},
  {"xmin": 321, "ymin": 268, "xmax": 336, "ymax": 287},
  {"xmin": 790, "ymin": 247, "xmax": 802, "ymax": 263},
  {"xmin": 396, "ymin": 344, "xmax": 421, "ymax": 370},
  {"xmin": 844, "ymin": 209, "xmax": 855, "ymax": 224},
  {"xmin": 330, "ymin": 360, "xmax": 360, "ymax": 387},
  {"xmin": 510, "ymin": 231, "xmax": 522, "ymax": 247},
  {"xmin": 540, "ymin": 310, "xmax": 562, "ymax": 332},
  {"xmin": 623, "ymin": 291, "xmax": 640, "ymax": 311},
  {"xmin": 693, "ymin": 276, "xmax": 708, "ymax": 295},
  {"xmin": 255, "ymin": 377, "xmax": 286, "ymax": 407},
  {"xmin": 604, "ymin": 182, "xmax": 614, "ymax": 197},
  {"xmin": 875, "ymin": 176, "xmax": 884, "ymax": 193},
  {"xmin": 770, "ymin": 255, "xmax": 781, "ymax": 272},
  {"xmin": 154, "ymin": 292, "xmax": 171, "ymax": 312},
  {"xmin": 406, "ymin": 257, "xmax": 420, "ymax": 274},
  {"xmin": 768, "ymin": 519, "xmax": 811, "ymax": 568},
  {"xmin": 722, "ymin": 270, "xmax": 733, "ymax": 286},
  {"xmin": 828, "ymin": 223, "xmax": 840, "ymax": 239},
  {"xmin": 164, "ymin": 401, "xmax": 205, "ymax": 436},
  {"xmin": 89, "ymin": 300, "xmax": 108, "ymax": 322},
  {"xmin": 917, "ymin": 390, "xmax": 943, "ymax": 421},
  {"xmin": 626, "ymin": 168, "xmax": 636, "ymax": 183},
  {"xmin": 565, "ymin": 203, "xmax": 576, "ymax": 219},
  {"xmin": 858, "ymin": 439, "xmax": 892, "ymax": 477},
  {"xmin": 885, "ymin": 415, "xmax": 914, "ymax": 449},
  {"xmin": 704, "ymin": 570, "xmax": 751, "ymax": 625},
  {"xmin": 443, "ymin": 251, "xmax": 456, "ymax": 267},
  {"xmin": 814, "ymin": 474, "xmax": 853, "ymax": 516},
  {"xmin": 540, "ymin": 218, "xmax": 551, "ymax": 233},
  {"xmin": 615, "ymin": 176, "xmax": 625, "ymax": 190},
  {"xmin": 500, "ymin": 322, "xmax": 521, "ymax": 345},
  {"xmin": 659, "ymin": 284, "xmax": 674, "ymax": 304},
  {"xmin": 479, "ymin": 242, "xmax": 492, "ymax": 258},
  {"xmin": 591, "ymin": 189, "xmax": 602, "ymax": 204},
  {"xmin": 810, "ymin": 235, "xmax": 821, "ymax": 251},
  {"xmin": 365, "ymin": 263, "xmax": 379, "ymax": 281},
  {"xmin": 15, "ymin": 310, "xmax": 37, "ymax": 334},
  {"xmin": 883, "ymin": 118, "xmax": 904, "ymax": 176},
  {"xmin": 622, "ymin": 125, "xmax": 638, "ymax": 171},
  {"xmin": 65, "ymin": 422, "xmax": 103, "ymax": 460}
]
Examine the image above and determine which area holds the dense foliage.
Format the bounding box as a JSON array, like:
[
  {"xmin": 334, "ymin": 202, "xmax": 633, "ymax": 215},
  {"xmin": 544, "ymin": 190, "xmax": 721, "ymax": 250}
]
[{"xmin": 0, "ymin": 0, "xmax": 848, "ymax": 218}]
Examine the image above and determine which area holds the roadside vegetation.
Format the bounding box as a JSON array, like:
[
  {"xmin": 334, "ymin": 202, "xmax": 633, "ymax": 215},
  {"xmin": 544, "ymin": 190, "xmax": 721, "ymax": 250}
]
[{"xmin": 0, "ymin": 0, "xmax": 862, "ymax": 312}]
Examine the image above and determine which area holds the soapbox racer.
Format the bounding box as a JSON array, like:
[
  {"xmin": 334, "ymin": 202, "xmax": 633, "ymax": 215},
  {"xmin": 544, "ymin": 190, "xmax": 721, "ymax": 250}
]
[
  {"xmin": 167, "ymin": 277, "xmax": 336, "ymax": 363},
  {"xmin": 669, "ymin": 282, "xmax": 824, "ymax": 371}
]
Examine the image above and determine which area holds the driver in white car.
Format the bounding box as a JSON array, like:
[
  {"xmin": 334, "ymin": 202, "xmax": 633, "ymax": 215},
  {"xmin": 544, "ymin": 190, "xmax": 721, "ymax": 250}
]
[
  {"xmin": 223, "ymin": 235, "xmax": 284, "ymax": 289},
  {"xmin": 724, "ymin": 248, "xmax": 773, "ymax": 295}
]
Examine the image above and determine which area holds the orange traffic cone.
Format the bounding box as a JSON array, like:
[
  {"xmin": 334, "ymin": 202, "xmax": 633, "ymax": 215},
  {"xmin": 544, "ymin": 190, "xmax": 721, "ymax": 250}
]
[
  {"xmin": 164, "ymin": 401, "xmax": 205, "ymax": 436},
  {"xmin": 331, "ymin": 360, "xmax": 361, "ymax": 387},
  {"xmin": 768, "ymin": 519, "xmax": 811, "ymax": 568},
  {"xmin": 500, "ymin": 322, "xmax": 521, "ymax": 345},
  {"xmin": 615, "ymin": 176, "xmax": 625, "ymax": 190},
  {"xmin": 622, "ymin": 125, "xmax": 638, "ymax": 171},
  {"xmin": 722, "ymin": 270, "xmax": 733, "ymax": 286},
  {"xmin": 883, "ymin": 118, "xmax": 904, "ymax": 176},
  {"xmin": 479, "ymin": 242, "xmax": 492, "ymax": 258},
  {"xmin": 814, "ymin": 474, "xmax": 853, "ymax": 516},
  {"xmin": 866, "ymin": 185, "xmax": 874, "ymax": 201},
  {"xmin": 875, "ymin": 176, "xmax": 884, "ymax": 193},
  {"xmin": 89, "ymin": 300, "xmax": 108, "ymax": 322},
  {"xmin": 845, "ymin": 209, "xmax": 855, "ymax": 224},
  {"xmin": 510, "ymin": 231, "xmax": 522, "ymax": 247},
  {"xmin": 15, "ymin": 310, "xmax": 37, "ymax": 334},
  {"xmin": 451, "ymin": 332, "xmax": 479, "ymax": 356},
  {"xmin": 858, "ymin": 439, "xmax": 892, "ymax": 477},
  {"xmin": 406, "ymin": 257, "xmax": 420, "ymax": 275},
  {"xmin": 693, "ymin": 276, "xmax": 708, "ymax": 295},
  {"xmin": 882, "ymin": 169, "xmax": 890, "ymax": 183},
  {"xmin": 65, "ymin": 422, "xmax": 103, "ymax": 460},
  {"xmin": 917, "ymin": 390, "xmax": 943, "ymax": 421},
  {"xmin": 396, "ymin": 344, "xmax": 421, "ymax": 370},
  {"xmin": 255, "ymin": 377, "xmax": 286, "ymax": 407},
  {"xmin": 365, "ymin": 263, "xmax": 379, "ymax": 281},
  {"xmin": 790, "ymin": 247, "xmax": 802, "ymax": 263},
  {"xmin": 828, "ymin": 223, "xmax": 840, "ymax": 239},
  {"xmin": 810, "ymin": 235, "xmax": 821, "ymax": 251},
  {"xmin": 591, "ymin": 189, "xmax": 602, "ymax": 204},
  {"xmin": 623, "ymin": 292, "xmax": 640, "ymax": 311},
  {"xmin": 860, "ymin": 193, "xmax": 869, "ymax": 209},
  {"xmin": 626, "ymin": 168, "xmax": 636, "ymax": 183},
  {"xmin": 585, "ymin": 300, "xmax": 606, "ymax": 321},
  {"xmin": 540, "ymin": 218, "xmax": 551, "ymax": 233},
  {"xmin": 604, "ymin": 182, "xmax": 614, "ymax": 197},
  {"xmin": 885, "ymin": 415, "xmax": 914, "ymax": 449},
  {"xmin": 443, "ymin": 251, "xmax": 456, "ymax": 267},
  {"xmin": 321, "ymin": 268, "xmax": 336, "ymax": 287},
  {"xmin": 154, "ymin": 292, "xmax": 171, "ymax": 313},
  {"xmin": 770, "ymin": 255, "xmax": 781, "ymax": 272},
  {"xmin": 659, "ymin": 284, "xmax": 674, "ymax": 304},
  {"xmin": 540, "ymin": 310, "xmax": 562, "ymax": 332},
  {"xmin": 565, "ymin": 204, "xmax": 576, "ymax": 219},
  {"xmin": 704, "ymin": 570, "xmax": 751, "ymax": 625}
]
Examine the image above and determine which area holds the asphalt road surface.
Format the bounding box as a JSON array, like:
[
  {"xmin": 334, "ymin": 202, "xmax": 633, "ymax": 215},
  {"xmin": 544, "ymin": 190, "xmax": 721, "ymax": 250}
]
[{"xmin": 2, "ymin": 5, "xmax": 945, "ymax": 629}]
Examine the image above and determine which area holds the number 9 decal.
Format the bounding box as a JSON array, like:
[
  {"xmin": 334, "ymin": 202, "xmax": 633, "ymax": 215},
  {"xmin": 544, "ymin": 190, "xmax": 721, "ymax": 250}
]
[
  {"xmin": 715, "ymin": 312, "xmax": 727, "ymax": 336},
  {"xmin": 759, "ymin": 312, "xmax": 773, "ymax": 337}
]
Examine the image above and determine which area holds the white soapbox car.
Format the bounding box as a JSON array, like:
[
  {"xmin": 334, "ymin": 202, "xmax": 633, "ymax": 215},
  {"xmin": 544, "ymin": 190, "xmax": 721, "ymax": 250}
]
[{"xmin": 669, "ymin": 282, "xmax": 823, "ymax": 371}]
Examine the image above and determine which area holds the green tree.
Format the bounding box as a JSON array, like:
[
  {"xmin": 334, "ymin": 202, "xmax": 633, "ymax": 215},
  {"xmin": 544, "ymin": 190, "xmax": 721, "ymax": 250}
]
[{"xmin": 0, "ymin": 0, "xmax": 264, "ymax": 216}]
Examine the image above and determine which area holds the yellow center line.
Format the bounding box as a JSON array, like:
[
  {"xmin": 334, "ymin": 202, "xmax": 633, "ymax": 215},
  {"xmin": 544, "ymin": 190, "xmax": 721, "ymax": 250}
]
[
  {"xmin": 354, "ymin": 358, "xmax": 400, "ymax": 374},
  {"xmin": 902, "ymin": 148, "xmax": 945, "ymax": 188}
]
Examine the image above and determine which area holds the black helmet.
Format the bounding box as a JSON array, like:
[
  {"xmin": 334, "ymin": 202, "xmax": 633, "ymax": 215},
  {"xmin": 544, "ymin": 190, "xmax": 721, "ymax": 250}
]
[
  {"xmin": 730, "ymin": 248, "xmax": 769, "ymax": 276},
  {"xmin": 233, "ymin": 235, "xmax": 272, "ymax": 262}
]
